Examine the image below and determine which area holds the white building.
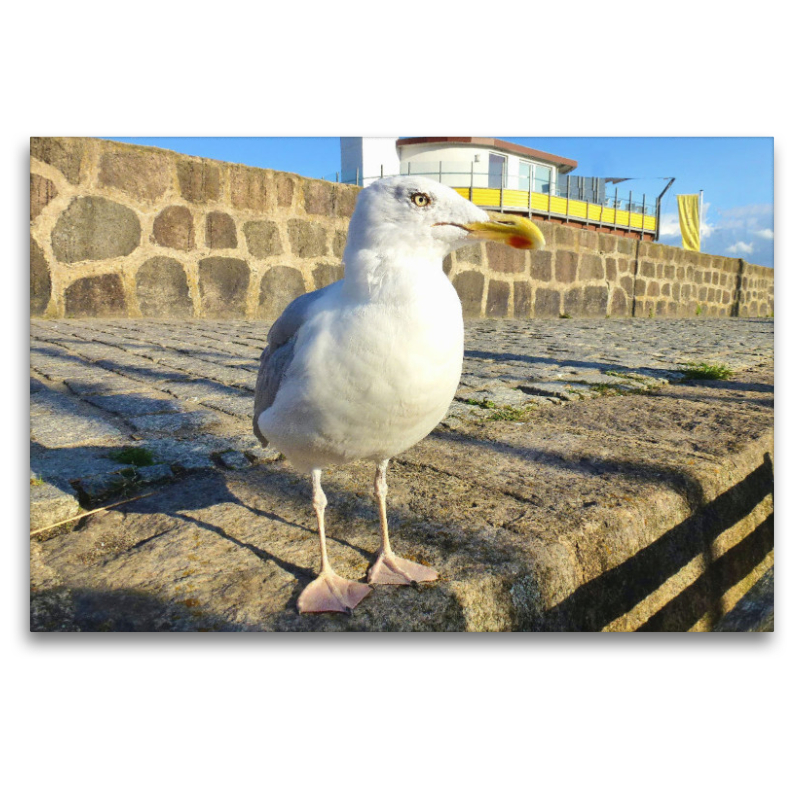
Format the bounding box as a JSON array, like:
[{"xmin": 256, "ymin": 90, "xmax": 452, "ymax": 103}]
[{"xmin": 339, "ymin": 136, "xmax": 577, "ymax": 191}]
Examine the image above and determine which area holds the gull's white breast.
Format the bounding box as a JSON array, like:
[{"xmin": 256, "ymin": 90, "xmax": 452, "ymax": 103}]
[{"xmin": 259, "ymin": 277, "xmax": 464, "ymax": 472}]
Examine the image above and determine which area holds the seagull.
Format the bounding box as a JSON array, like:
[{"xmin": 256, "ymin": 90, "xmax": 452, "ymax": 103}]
[{"xmin": 253, "ymin": 175, "xmax": 545, "ymax": 614}]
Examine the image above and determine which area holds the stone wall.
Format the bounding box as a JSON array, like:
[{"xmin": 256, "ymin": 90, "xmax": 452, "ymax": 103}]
[
  {"xmin": 444, "ymin": 224, "xmax": 774, "ymax": 319},
  {"xmin": 30, "ymin": 137, "xmax": 774, "ymax": 321}
]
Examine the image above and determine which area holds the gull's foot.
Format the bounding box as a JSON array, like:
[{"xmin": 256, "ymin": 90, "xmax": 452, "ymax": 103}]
[
  {"xmin": 297, "ymin": 571, "xmax": 372, "ymax": 614},
  {"xmin": 368, "ymin": 550, "xmax": 439, "ymax": 585}
]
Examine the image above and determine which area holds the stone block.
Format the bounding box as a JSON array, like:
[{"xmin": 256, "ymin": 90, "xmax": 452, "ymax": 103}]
[
  {"xmin": 531, "ymin": 250, "xmax": 552, "ymax": 282},
  {"xmin": 578, "ymin": 253, "xmax": 603, "ymax": 281},
  {"xmin": 513, "ymin": 282, "xmax": 532, "ymax": 318},
  {"xmin": 486, "ymin": 241, "xmax": 527, "ymax": 274},
  {"xmin": 275, "ymin": 173, "xmax": 296, "ymax": 208},
  {"xmin": 205, "ymin": 211, "xmax": 238, "ymax": 249},
  {"xmin": 313, "ymin": 263, "xmax": 344, "ymax": 290},
  {"xmin": 605, "ymin": 258, "xmax": 617, "ymax": 282},
  {"xmin": 136, "ymin": 257, "xmax": 194, "ymax": 318},
  {"xmin": 30, "ymin": 236, "xmax": 51, "ymax": 316},
  {"xmin": 99, "ymin": 149, "xmax": 170, "ymax": 202},
  {"xmin": 65, "ymin": 274, "xmax": 127, "ymax": 317},
  {"xmin": 177, "ymin": 158, "xmax": 221, "ymax": 203},
  {"xmin": 554, "ymin": 225, "xmax": 575, "ymax": 246},
  {"xmin": 555, "ymin": 250, "xmax": 578, "ymax": 283},
  {"xmin": 641, "ymin": 260, "xmax": 655, "ymax": 278},
  {"xmin": 304, "ymin": 179, "xmax": 335, "ymax": 216},
  {"xmin": 661, "ymin": 283, "xmax": 671, "ymax": 296},
  {"xmin": 486, "ymin": 280, "xmax": 510, "ymax": 317},
  {"xmin": 30, "ymin": 174, "xmax": 58, "ymax": 220},
  {"xmin": 616, "ymin": 237, "xmax": 636, "ymax": 255},
  {"xmin": 128, "ymin": 410, "xmax": 220, "ymax": 435},
  {"xmin": 51, "ymin": 197, "xmax": 141, "ymax": 263},
  {"xmin": 563, "ymin": 287, "xmax": 583, "ymax": 317},
  {"xmin": 288, "ymin": 219, "xmax": 328, "ymax": 258},
  {"xmin": 243, "ymin": 220, "xmax": 282, "ymax": 257},
  {"xmin": 457, "ymin": 243, "xmax": 484, "ymax": 266},
  {"xmin": 584, "ymin": 285, "xmax": 609, "ymax": 317},
  {"xmin": 258, "ymin": 266, "xmax": 306, "ymax": 320},
  {"xmin": 443, "ymin": 254, "xmax": 453, "ymax": 276},
  {"xmin": 452, "ymin": 271, "xmax": 484, "ymax": 318},
  {"xmin": 230, "ymin": 165, "xmax": 273, "ymax": 212},
  {"xmin": 153, "ymin": 206, "xmax": 195, "ymax": 251},
  {"xmin": 664, "ymin": 264, "xmax": 675, "ymax": 280},
  {"xmin": 610, "ymin": 287, "xmax": 628, "ymax": 317},
  {"xmin": 31, "ymin": 137, "xmax": 84, "ymax": 184},
  {"xmin": 577, "ymin": 229, "xmax": 599, "ymax": 250},
  {"xmin": 620, "ymin": 275, "xmax": 633, "ymax": 295},
  {"xmin": 534, "ymin": 287, "xmax": 561, "ymax": 318},
  {"xmin": 334, "ymin": 185, "xmax": 359, "ymax": 218},
  {"xmin": 332, "ymin": 230, "xmax": 349, "ymax": 260},
  {"xmin": 647, "ymin": 281, "xmax": 660, "ymax": 297},
  {"xmin": 198, "ymin": 257, "xmax": 250, "ymax": 318},
  {"xmin": 30, "ymin": 476, "xmax": 81, "ymax": 532}
]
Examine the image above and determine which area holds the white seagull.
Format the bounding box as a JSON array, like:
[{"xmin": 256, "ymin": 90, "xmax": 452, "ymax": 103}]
[{"xmin": 253, "ymin": 176, "xmax": 545, "ymax": 614}]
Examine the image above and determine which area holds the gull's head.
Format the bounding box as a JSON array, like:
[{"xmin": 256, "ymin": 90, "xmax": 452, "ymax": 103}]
[{"xmin": 346, "ymin": 175, "xmax": 545, "ymax": 262}]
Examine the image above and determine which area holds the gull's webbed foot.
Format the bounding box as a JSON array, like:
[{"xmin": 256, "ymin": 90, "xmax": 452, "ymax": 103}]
[
  {"xmin": 297, "ymin": 571, "xmax": 372, "ymax": 614},
  {"xmin": 368, "ymin": 550, "xmax": 439, "ymax": 585}
]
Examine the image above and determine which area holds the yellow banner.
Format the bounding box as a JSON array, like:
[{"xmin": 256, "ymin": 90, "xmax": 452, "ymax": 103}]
[{"xmin": 677, "ymin": 194, "xmax": 701, "ymax": 251}]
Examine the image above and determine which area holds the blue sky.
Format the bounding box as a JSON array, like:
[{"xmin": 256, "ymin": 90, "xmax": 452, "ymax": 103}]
[{"xmin": 108, "ymin": 137, "xmax": 774, "ymax": 268}]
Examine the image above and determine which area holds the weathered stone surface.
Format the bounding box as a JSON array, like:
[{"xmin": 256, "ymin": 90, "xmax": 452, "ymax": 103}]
[
  {"xmin": 457, "ymin": 243, "xmax": 484, "ymax": 266},
  {"xmin": 177, "ymin": 159, "xmax": 221, "ymax": 203},
  {"xmin": 275, "ymin": 173, "xmax": 295, "ymax": 208},
  {"xmin": 531, "ymin": 250, "xmax": 552, "ymax": 282},
  {"xmin": 99, "ymin": 150, "xmax": 170, "ymax": 202},
  {"xmin": 136, "ymin": 257, "xmax": 193, "ymax": 318},
  {"xmin": 486, "ymin": 280, "xmax": 510, "ymax": 317},
  {"xmin": 313, "ymin": 263, "xmax": 344, "ymax": 290},
  {"xmin": 334, "ymin": 185, "xmax": 359, "ymax": 217},
  {"xmin": 578, "ymin": 253, "xmax": 604, "ymax": 281},
  {"xmin": 513, "ymin": 282, "xmax": 531, "ymax": 318},
  {"xmin": 198, "ymin": 257, "xmax": 250, "ymax": 318},
  {"xmin": 230, "ymin": 165, "xmax": 272, "ymax": 212},
  {"xmin": 30, "ymin": 237, "xmax": 51, "ymax": 316},
  {"xmin": 555, "ymin": 251, "xmax": 578, "ymax": 283},
  {"xmin": 605, "ymin": 258, "xmax": 617, "ymax": 282},
  {"xmin": 452, "ymin": 271, "xmax": 484, "ymax": 318},
  {"xmin": 30, "ymin": 174, "xmax": 58, "ymax": 220},
  {"xmin": 64, "ymin": 274, "xmax": 127, "ymax": 317},
  {"xmin": 51, "ymin": 197, "xmax": 140, "ymax": 263},
  {"xmin": 304, "ymin": 180, "xmax": 335, "ymax": 216},
  {"xmin": 563, "ymin": 287, "xmax": 583, "ymax": 317},
  {"xmin": 610, "ymin": 287, "xmax": 629, "ymax": 317},
  {"xmin": 287, "ymin": 219, "xmax": 328, "ymax": 258},
  {"xmin": 206, "ymin": 211, "xmax": 238, "ymax": 250},
  {"xmin": 584, "ymin": 285, "xmax": 609, "ymax": 317},
  {"xmin": 243, "ymin": 220, "xmax": 282, "ymax": 257},
  {"xmin": 332, "ymin": 230, "xmax": 348, "ymax": 260},
  {"xmin": 30, "ymin": 475, "xmax": 81, "ymax": 532},
  {"xmin": 486, "ymin": 241, "xmax": 527, "ymax": 274},
  {"xmin": 31, "ymin": 137, "xmax": 84, "ymax": 184},
  {"xmin": 153, "ymin": 206, "xmax": 194, "ymax": 251},
  {"xmin": 258, "ymin": 266, "xmax": 306, "ymax": 320},
  {"xmin": 535, "ymin": 287, "xmax": 561, "ymax": 318}
]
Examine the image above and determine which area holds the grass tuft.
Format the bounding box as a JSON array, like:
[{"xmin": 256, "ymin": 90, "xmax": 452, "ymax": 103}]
[
  {"xmin": 109, "ymin": 447, "xmax": 155, "ymax": 467},
  {"xmin": 679, "ymin": 361, "xmax": 734, "ymax": 381}
]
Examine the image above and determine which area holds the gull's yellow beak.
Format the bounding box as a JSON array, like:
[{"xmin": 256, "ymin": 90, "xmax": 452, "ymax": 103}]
[{"xmin": 464, "ymin": 212, "xmax": 546, "ymax": 250}]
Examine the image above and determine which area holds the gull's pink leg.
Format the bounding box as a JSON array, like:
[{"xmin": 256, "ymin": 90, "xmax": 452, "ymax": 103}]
[
  {"xmin": 368, "ymin": 460, "xmax": 438, "ymax": 585},
  {"xmin": 297, "ymin": 469, "xmax": 372, "ymax": 614}
]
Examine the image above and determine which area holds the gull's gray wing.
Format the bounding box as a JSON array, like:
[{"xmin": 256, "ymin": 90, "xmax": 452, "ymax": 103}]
[{"xmin": 252, "ymin": 282, "xmax": 338, "ymax": 446}]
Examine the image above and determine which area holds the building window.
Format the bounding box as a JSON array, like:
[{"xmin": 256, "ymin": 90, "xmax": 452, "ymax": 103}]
[{"xmin": 488, "ymin": 153, "xmax": 506, "ymax": 189}]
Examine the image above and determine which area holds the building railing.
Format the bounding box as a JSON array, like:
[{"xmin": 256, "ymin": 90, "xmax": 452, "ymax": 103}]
[{"xmin": 327, "ymin": 163, "xmax": 659, "ymax": 236}]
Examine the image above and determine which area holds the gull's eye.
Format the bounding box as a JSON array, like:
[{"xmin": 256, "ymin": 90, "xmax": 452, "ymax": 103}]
[{"xmin": 411, "ymin": 192, "xmax": 431, "ymax": 208}]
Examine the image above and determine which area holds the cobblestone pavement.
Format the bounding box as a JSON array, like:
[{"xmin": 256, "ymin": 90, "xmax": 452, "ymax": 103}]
[{"xmin": 30, "ymin": 317, "xmax": 774, "ymax": 529}]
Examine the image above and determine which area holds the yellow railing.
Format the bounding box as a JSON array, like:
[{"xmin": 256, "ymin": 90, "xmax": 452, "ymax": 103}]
[{"xmin": 452, "ymin": 187, "xmax": 657, "ymax": 233}]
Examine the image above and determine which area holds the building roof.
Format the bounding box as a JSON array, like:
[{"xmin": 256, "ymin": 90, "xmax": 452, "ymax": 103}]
[{"xmin": 396, "ymin": 137, "xmax": 578, "ymax": 172}]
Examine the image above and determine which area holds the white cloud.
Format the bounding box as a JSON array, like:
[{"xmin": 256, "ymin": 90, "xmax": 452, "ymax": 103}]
[
  {"xmin": 725, "ymin": 241, "xmax": 754, "ymax": 255},
  {"xmin": 755, "ymin": 228, "xmax": 774, "ymax": 240}
]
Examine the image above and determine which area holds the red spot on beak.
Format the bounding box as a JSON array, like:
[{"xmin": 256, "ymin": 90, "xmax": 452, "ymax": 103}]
[{"xmin": 508, "ymin": 235, "xmax": 530, "ymax": 249}]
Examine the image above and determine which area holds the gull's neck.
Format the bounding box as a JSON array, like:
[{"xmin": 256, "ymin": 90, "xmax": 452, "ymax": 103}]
[{"xmin": 341, "ymin": 240, "xmax": 449, "ymax": 305}]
